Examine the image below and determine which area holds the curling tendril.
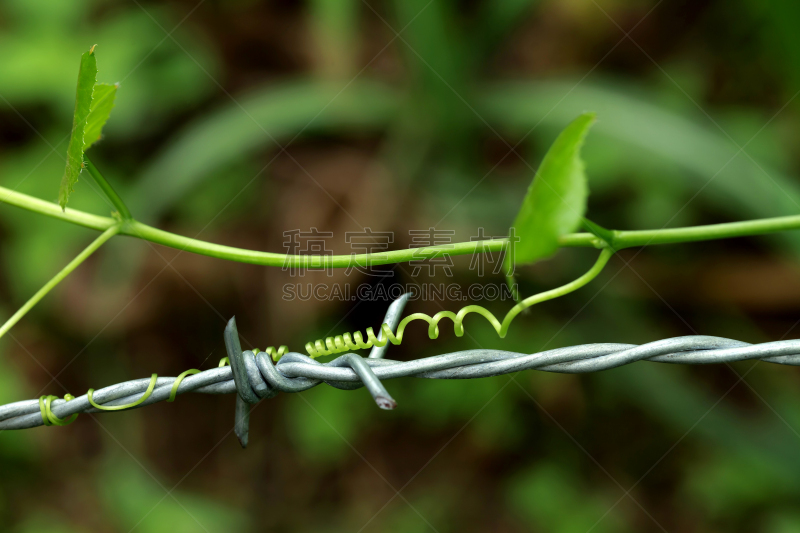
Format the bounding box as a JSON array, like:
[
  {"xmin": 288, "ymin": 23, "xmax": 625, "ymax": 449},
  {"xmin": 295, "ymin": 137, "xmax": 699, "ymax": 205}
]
[
  {"xmin": 38, "ymin": 357, "xmax": 238, "ymax": 427},
  {"xmin": 304, "ymin": 248, "xmax": 613, "ymax": 358},
  {"xmin": 88, "ymin": 374, "xmax": 158, "ymax": 411},
  {"xmin": 39, "ymin": 394, "xmax": 77, "ymax": 426}
]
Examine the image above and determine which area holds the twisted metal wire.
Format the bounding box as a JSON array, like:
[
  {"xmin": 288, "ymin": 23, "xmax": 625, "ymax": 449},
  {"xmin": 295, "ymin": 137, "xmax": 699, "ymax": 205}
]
[{"xmin": 2, "ymin": 334, "xmax": 799, "ymax": 431}]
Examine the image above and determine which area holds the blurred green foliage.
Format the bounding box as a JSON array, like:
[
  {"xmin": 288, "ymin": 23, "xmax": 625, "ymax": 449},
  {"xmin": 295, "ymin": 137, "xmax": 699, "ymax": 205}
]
[
  {"xmin": 506, "ymin": 462, "xmax": 628, "ymax": 532},
  {"xmin": 99, "ymin": 458, "xmax": 246, "ymax": 533},
  {"xmin": 2, "ymin": 0, "xmax": 800, "ymax": 532}
]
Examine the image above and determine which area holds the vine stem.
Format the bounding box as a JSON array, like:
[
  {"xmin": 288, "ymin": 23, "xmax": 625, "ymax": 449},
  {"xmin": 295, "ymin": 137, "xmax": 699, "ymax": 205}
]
[
  {"xmin": 0, "ymin": 225, "xmax": 120, "ymax": 339},
  {"xmin": 2, "ymin": 185, "xmax": 800, "ymax": 267},
  {"xmin": 83, "ymin": 156, "xmax": 132, "ymax": 220}
]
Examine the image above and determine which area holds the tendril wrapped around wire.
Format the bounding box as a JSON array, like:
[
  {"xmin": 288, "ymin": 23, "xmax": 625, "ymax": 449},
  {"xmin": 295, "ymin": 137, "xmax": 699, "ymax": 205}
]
[
  {"xmin": 304, "ymin": 248, "xmax": 613, "ymax": 358},
  {"xmin": 260, "ymin": 345, "xmax": 289, "ymax": 360},
  {"xmin": 37, "ymin": 357, "xmax": 235, "ymax": 426},
  {"xmin": 39, "ymin": 394, "xmax": 78, "ymax": 426}
]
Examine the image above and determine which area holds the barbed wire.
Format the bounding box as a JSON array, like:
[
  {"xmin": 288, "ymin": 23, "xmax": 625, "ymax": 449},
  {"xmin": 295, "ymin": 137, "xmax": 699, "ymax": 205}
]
[
  {"xmin": 2, "ymin": 295, "xmax": 799, "ymax": 447},
  {"xmin": 3, "ymin": 334, "xmax": 800, "ymax": 429}
]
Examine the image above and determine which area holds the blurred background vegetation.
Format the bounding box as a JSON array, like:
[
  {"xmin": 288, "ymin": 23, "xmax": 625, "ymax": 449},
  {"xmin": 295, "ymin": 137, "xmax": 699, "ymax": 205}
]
[{"xmin": 2, "ymin": 0, "xmax": 800, "ymax": 531}]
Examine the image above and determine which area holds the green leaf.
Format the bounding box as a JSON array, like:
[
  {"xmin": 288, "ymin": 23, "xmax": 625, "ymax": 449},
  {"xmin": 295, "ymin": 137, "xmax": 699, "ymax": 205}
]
[
  {"xmin": 58, "ymin": 46, "xmax": 97, "ymax": 210},
  {"xmin": 508, "ymin": 112, "xmax": 596, "ymax": 266},
  {"xmin": 83, "ymin": 82, "xmax": 117, "ymax": 150},
  {"xmin": 480, "ymin": 80, "xmax": 800, "ymax": 253}
]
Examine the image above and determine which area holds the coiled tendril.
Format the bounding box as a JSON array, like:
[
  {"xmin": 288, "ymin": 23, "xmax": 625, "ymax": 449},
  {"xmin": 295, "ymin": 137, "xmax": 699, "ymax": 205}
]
[
  {"xmin": 262, "ymin": 345, "xmax": 289, "ymax": 360},
  {"xmin": 39, "ymin": 394, "xmax": 78, "ymax": 426},
  {"xmin": 38, "ymin": 356, "xmax": 239, "ymax": 426},
  {"xmin": 305, "ymin": 248, "xmax": 613, "ymax": 358}
]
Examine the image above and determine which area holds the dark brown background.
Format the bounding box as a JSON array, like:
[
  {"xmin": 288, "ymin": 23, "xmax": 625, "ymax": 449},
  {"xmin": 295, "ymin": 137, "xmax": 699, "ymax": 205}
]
[{"xmin": 2, "ymin": 0, "xmax": 800, "ymax": 531}]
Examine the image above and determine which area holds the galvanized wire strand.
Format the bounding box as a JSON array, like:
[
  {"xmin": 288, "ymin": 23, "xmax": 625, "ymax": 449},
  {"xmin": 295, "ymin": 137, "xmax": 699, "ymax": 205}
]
[
  {"xmin": 0, "ymin": 367, "xmax": 236, "ymax": 430},
  {"xmin": 2, "ymin": 335, "xmax": 800, "ymax": 431}
]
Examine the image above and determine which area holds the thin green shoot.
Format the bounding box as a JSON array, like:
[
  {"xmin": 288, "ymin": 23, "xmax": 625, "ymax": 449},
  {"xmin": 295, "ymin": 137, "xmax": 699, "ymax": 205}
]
[{"xmin": 0, "ymin": 225, "xmax": 119, "ymax": 339}]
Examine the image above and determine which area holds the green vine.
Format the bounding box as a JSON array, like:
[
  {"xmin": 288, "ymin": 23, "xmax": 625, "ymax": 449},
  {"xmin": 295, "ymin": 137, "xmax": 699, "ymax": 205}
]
[
  {"xmin": 5, "ymin": 181, "xmax": 800, "ymax": 268},
  {"xmin": 5, "ymin": 161, "xmax": 800, "ymax": 343},
  {"xmin": 4, "ymin": 47, "xmax": 800, "ymax": 346}
]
